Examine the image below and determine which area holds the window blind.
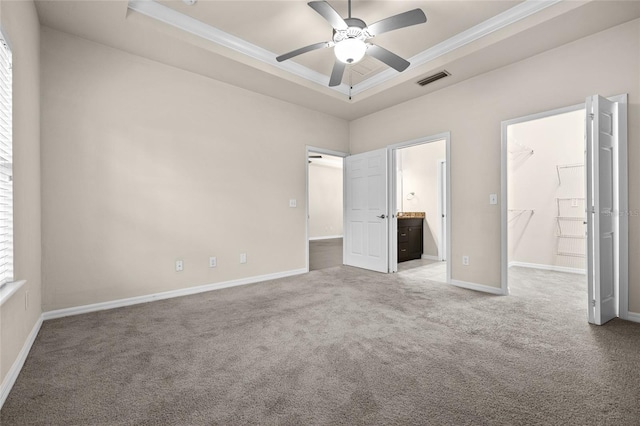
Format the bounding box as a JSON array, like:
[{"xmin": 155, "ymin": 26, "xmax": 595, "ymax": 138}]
[{"xmin": 0, "ymin": 34, "xmax": 13, "ymax": 287}]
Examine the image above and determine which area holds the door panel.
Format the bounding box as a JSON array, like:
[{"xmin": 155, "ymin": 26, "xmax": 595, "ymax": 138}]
[
  {"xmin": 440, "ymin": 161, "xmax": 447, "ymax": 261},
  {"xmin": 586, "ymin": 95, "xmax": 617, "ymax": 325},
  {"xmin": 345, "ymin": 149, "xmax": 389, "ymax": 273}
]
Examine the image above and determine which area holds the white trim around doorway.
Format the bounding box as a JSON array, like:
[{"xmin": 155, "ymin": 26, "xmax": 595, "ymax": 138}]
[
  {"xmin": 437, "ymin": 159, "xmax": 446, "ymax": 262},
  {"xmin": 387, "ymin": 132, "xmax": 451, "ymax": 284}
]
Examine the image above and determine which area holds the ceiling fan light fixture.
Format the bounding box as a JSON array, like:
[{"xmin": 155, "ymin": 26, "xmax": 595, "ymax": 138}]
[{"xmin": 334, "ymin": 38, "xmax": 367, "ymax": 64}]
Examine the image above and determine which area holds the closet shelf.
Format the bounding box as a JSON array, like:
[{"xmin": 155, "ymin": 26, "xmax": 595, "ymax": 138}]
[
  {"xmin": 554, "ymin": 164, "xmax": 585, "ymax": 258},
  {"xmin": 556, "ymin": 217, "xmax": 586, "ymax": 237},
  {"xmin": 556, "ymin": 163, "xmax": 584, "ymax": 185}
]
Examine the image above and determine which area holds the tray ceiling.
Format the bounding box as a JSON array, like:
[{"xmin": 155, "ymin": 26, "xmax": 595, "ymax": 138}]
[{"xmin": 34, "ymin": 0, "xmax": 640, "ymax": 119}]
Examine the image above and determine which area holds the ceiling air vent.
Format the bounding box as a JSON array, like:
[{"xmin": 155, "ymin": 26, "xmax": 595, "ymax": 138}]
[{"xmin": 417, "ymin": 70, "xmax": 450, "ymax": 87}]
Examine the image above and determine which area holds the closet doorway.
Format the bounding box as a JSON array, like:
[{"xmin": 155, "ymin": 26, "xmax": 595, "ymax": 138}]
[
  {"xmin": 506, "ymin": 108, "xmax": 587, "ymax": 278},
  {"xmin": 501, "ymin": 95, "xmax": 629, "ymax": 325}
]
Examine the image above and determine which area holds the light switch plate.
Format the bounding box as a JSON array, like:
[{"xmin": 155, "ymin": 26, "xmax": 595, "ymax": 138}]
[
  {"xmin": 489, "ymin": 194, "xmax": 498, "ymax": 205},
  {"xmin": 289, "ymin": 199, "xmax": 297, "ymax": 208}
]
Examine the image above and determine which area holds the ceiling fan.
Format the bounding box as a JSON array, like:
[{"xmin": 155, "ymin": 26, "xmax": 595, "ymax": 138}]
[{"xmin": 276, "ymin": 0, "xmax": 427, "ymax": 87}]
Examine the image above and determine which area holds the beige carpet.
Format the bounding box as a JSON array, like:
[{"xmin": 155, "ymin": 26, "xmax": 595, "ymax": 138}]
[{"xmin": 2, "ymin": 266, "xmax": 639, "ymax": 425}]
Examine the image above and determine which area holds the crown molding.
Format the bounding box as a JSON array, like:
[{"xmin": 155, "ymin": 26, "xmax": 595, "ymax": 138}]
[
  {"xmin": 127, "ymin": 0, "xmax": 351, "ymax": 95},
  {"xmin": 128, "ymin": 0, "xmax": 560, "ymax": 98},
  {"xmin": 352, "ymin": 0, "xmax": 561, "ymax": 95}
]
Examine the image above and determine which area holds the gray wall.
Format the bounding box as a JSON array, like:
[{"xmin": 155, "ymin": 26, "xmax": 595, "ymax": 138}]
[
  {"xmin": 40, "ymin": 28, "xmax": 349, "ymax": 311},
  {"xmin": 0, "ymin": 0, "xmax": 42, "ymax": 388}
]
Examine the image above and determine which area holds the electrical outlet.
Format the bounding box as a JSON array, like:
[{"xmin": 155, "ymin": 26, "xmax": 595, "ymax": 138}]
[
  {"xmin": 176, "ymin": 260, "xmax": 184, "ymax": 272},
  {"xmin": 209, "ymin": 257, "xmax": 217, "ymax": 268},
  {"xmin": 240, "ymin": 253, "xmax": 247, "ymax": 264},
  {"xmin": 462, "ymin": 256, "xmax": 470, "ymax": 266}
]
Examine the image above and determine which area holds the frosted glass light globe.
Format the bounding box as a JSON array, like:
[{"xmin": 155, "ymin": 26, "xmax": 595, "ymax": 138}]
[{"xmin": 334, "ymin": 38, "xmax": 367, "ymax": 64}]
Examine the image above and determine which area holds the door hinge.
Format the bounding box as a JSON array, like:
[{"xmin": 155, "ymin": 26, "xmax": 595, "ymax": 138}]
[
  {"xmin": 589, "ymin": 113, "xmax": 595, "ymax": 120},
  {"xmin": 591, "ymin": 299, "xmax": 596, "ymax": 307}
]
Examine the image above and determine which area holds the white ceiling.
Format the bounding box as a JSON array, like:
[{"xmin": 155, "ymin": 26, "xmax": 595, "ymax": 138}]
[
  {"xmin": 35, "ymin": 0, "xmax": 640, "ymax": 120},
  {"xmin": 155, "ymin": 0, "xmax": 521, "ymax": 86}
]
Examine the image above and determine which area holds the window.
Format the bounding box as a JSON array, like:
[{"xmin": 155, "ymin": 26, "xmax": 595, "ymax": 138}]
[{"xmin": 0, "ymin": 32, "xmax": 12, "ymax": 288}]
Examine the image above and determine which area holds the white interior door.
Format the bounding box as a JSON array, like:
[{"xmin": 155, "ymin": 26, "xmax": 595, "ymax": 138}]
[
  {"xmin": 586, "ymin": 95, "xmax": 618, "ymax": 325},
  {"xmin": 344, "ymin": 149, "xmax": 389, "ymax": 273},
  {"xmin": 439, "ymin": 160, "xmax": 447, "ymax": 261}
]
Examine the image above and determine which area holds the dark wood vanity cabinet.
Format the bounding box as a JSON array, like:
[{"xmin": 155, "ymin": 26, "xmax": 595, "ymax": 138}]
[{"xmin": 398, "ymin": 218, "xmax": 423, "ymax": 262}]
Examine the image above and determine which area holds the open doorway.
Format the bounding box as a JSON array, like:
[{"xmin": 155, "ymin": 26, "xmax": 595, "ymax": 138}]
[
  {"xmin": 307, "ymin": 150, "xmax": 345, "ymax": 271},
  {"xmin": 506, "ymin": 107, "xmax": 587, "ymax": 303},
  {"xmin": 390, "ymin": 136, "xmax": 449, "ymax": 282},
  {"xmin": 502, "ymin": 94, "xmax": 629, "ymax": 325}
]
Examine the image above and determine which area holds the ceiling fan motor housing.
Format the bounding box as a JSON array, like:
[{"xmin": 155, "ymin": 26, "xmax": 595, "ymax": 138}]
[
  {"xmin": 333, "ymin": 18, "xmax": 368, "ymax": 43},
  {"xmin": 333, "ymin": 18, "xmax": 369, "ymax": 64}
]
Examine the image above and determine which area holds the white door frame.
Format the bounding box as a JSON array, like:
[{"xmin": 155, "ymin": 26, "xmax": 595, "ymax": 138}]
[
  {"xmin": 499, "ymin": 95, "xmax": 628, "ymax": 320},
  {"xmin": 437, "ymin": 159, "xmax": 446, "ymax": 262},
  {"xmin": 305, "ymin": 146, "xmax": 349, "ymax": 273},
  {"xmin": 387, "ymin": 132, "xmax": 451, "ymax": 281}
]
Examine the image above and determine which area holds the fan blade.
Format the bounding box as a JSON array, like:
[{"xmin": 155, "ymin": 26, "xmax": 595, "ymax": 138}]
[
  {"xmin": 276, "ymin": 42, "xmax": 329, "ymax": 62},
  {"xmin": 366, "ymin": 9, "xmax": 427, "ymax": 37},
  {"xmin": 329, "ymin": 60, "xmax": 346, "ymax": 87},
  {"xmin": 367, "ymin": 45, "xmax": 410, "ymax": 72},
  {"xmin": 308, "ymin": 1, "xmax": 348, "ymax": 31}
]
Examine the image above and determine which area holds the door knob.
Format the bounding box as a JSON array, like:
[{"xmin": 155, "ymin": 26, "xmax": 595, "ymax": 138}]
[{"xmin": 377, "ymin": 214, "xmax": 386, "ymax": 219}]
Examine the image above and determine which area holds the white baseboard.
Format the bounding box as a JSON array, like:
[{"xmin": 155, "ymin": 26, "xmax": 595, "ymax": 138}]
[
  {"xmin": 43, "ymin": 268, "xmax": 307, "ymax": 320},
  {"xmin": 450, "ymin": 279, "xmax": 506, "ymax": 295},
  {"xmin": 626, "ymin": 311, "xmax": 640, "ymax": 324},
  {"xmin": 309, "ymin": 235, "xmax": 343, "ymax": 241},
  {"xmin": 0, "ymin": 315, "xmax": 43, "ymax": 409},
  {"xmin": 509, "ymin": 261, "xmax": 586, "ymax": 275},
  {"xmin": 421, "ymin": 254, "xmax": 440, "ymax": 261}
]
